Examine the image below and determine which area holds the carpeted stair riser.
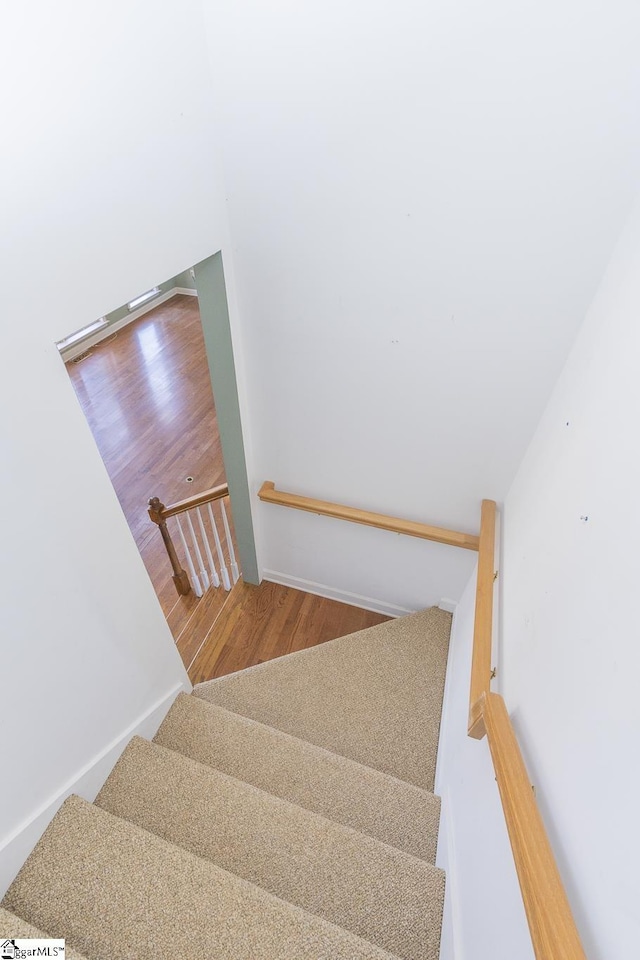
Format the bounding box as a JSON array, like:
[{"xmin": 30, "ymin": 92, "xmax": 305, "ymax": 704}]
[
  {"xmin": 2, "ymin": 796, "xmax": 400, "ymax": 960},
  {"xmin": 193, "ymin": 606, "xmax": 451, "ymax": 791},
  {"xmin": 0, "ymin": 906, "xmax": 88, "ymax": 958},
  {"xmin": 97, "ymin": 736, "xmax": 445, "ymax": 960},
  {"xmin": 155, "ymin": 693, "xmax": 441, "ymax": 862}
]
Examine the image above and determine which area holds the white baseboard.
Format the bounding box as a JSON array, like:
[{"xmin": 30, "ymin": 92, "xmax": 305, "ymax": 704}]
[
  {"xmin": 437, "ymin": 787, "xmax": 465, "ymax": 960},
  {"xmin": 434, "ymin": 599, "xmax": 459, "ymax": 796},
  {"xmin": 439, "ymin": 598, "xmax": 458, "ymax": 613},
  {"xmin": 0, "ymin": 680, "xmax": 188, "ymax": 897},
  {"xmin": 434, "ymin": 598, "xmax": 463, "ymax": 956},
  {"xmin": 262, "ymin": 570, "xmax": 415, "ymax": 619},
  {"xmin": 61, "ymin": 286, "xmax": 196, "ymax": 361}
]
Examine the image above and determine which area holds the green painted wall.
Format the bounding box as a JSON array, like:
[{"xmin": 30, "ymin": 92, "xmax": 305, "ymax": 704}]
[
  {"xmin": 194, "ymin": 251, "xmax": 259, "ymax": 584},
  {"xmin": 172, "ymin": 269, "xmax": 197, "ymax": 290}
]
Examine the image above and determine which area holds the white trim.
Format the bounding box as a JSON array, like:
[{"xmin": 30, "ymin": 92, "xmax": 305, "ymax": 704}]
[
  {"xmin": 435, "ymin": 598, "xmax": 461, "ymax": 796},
  {"xmin": 60, "ymin": 287, "xmax": 183, "ymax": 361},
  {"xmin": 433, "ymin": 595, "xmax": 466, "ymax": 958},
  {"xmin": 432, "ymin": 572, "xmax": 464, "ymax": 958},
  {"xmin": 435, "ymin": 602, "xmax": 465, "ymax": 960},
  {"xmin": 437, "ymin": 787, "xmax": 465, "ymax": 960},
  {"xmin": 174, "ymin": 287, "xmax": 198, "ymax": 296},
  {"xmin": 439, "ymin": 597, "xmax": 458, "ymax": 613},
  {"xmin": 262, "ymin": 569, "xmax": 415, "ymax": 618},
  {"xmin": 0, "ymin": 680, "xmax": 188, "ymax": 896}
]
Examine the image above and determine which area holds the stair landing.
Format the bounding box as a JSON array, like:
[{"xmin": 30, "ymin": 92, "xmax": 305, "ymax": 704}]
[{"xmin": 180, "ymin": 579, "xmax": 390, "ymax": 683}]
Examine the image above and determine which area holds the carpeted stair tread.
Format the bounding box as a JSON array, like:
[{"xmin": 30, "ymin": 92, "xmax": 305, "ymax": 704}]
[
  {"xmin": 155, "ymin": 692, "xmax": 441, "ymax": 861},
  {"xmin": 0, "ymin": 906, "xmax": 88, "ymax": 958},
  {"xmin": 2, "ymin": 796, "xmax": 401, "ymax": 960},
  {"xmin": 193, "ymin": 606, "xmax": 451, "ymax": 790},
  {"xmin": 96, "ymin": 737, "xmax": 444, "ymax": 960}
]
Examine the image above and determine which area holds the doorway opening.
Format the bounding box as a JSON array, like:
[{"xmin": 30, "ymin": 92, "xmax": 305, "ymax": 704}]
[{"xmin": 60, "ymin": 253, "xmax": 257, "ymax": 673}]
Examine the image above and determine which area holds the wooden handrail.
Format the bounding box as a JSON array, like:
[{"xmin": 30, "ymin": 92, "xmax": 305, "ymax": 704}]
[
  {"xmin": 482, "ymin": 692, "xmax": 587, "ymax": 959},
  {"xmin": 158, "ymin": 482, "xmax": 229, "ymax": 520},
  {"xmin": 467, "ymin": 498, "xmax": 497, "ymax": 739},
  {"xmin": 467, "ymin": 504, "xmax": 586, "ymax": 958},
  {"xmin": 258, "ymin": 481, "xmax": 480, "ymax": 551}
]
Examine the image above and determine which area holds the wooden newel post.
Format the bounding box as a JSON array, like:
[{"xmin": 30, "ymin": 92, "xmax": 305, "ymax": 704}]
[{"xmin": 148, "ymin": 497, "xmax": 191, "ymax": 596}]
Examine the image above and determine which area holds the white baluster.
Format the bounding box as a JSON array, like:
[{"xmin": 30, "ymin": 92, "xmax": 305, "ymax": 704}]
[
  {"xmin": 186, "ymin": 509, "xmax": 210, "ymax": 591},
  {"xmin": 197, "ymin": 506, "xmax": 220, "ymax": 588},
  {"xmin": 175, "ymin": 515, "xmax": 203, "ymax": 597},
  {"xmin": 221, "ymin": 498, "xmax": 240, "ymax": 584},
  {"xmin": 207, "ymin": 501, "xmax": 231, "ymax": 591}
]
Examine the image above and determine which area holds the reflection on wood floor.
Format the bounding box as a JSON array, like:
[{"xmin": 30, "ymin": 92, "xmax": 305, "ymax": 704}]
[{"xmin": 67, "ymin": 294, "xmax": 388, "ymax": 681}]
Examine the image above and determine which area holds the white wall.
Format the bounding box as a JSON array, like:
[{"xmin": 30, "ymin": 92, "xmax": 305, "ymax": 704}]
[
  {"xmin": 0, "ymin": 1, "xmax": 237, "ymax": 894},
  {"xmin": 438, "ymin": 201, "xmax": 640, "ymax": 957},
  {"xmin": 203, "ymin": 0, "xmax": 640, "ymax": 611},
  {"xmin": 500, "ymin": 199, "xmax": 640, "ymax": 958}
]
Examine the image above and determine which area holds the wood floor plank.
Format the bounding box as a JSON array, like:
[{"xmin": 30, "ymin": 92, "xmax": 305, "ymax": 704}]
[
  {"xmin": 188, "ymin": 580, "xmax": 247, "ymax": 683},
  {"xmin": 176, "ymin": 584, "xmax": 231, "ymax": 671},
  {"xmin": 166, "ymin": 592, "xmax": 201, "ymax": 639}
]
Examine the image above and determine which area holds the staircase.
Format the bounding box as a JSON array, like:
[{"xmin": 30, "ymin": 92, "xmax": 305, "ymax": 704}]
[{"xmin": 1, "ymin": 606, "xmax": 451, "ymax": 960}]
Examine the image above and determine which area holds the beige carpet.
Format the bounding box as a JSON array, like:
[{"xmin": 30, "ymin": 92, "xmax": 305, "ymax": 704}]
[
  {"xmin": 155, "ymin": 692, "xmax": 442, "ymax": 861},
  {"xmin": 2, "ymin": 606, "xmax": 452, "ymax": 959},
  {"xmin": 4, "ymin": 797, "xmax": 398, "ymax": 960},
  {"xmin": 194, "ymin": 606, "xmax": 452, "ymax": 790},
  {"xmin": 96, "ymin": 736, "xmax": 444, "ymax": 960}
]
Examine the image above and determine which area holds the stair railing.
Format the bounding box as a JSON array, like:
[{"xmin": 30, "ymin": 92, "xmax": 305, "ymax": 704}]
[
  {"xmin": 148, "ymin": 483, "xmax": 239, "ymax": 598},
  {"xmin": 258, "ymin": 481, "xmax": 480, "ymax": 550},
  {"xmin": 466, "ymin": 502, "xmax": 587, "ymax": 959},
  {"xmin": 258, "ymin": 479, "xmax": 587, "ymax": 960},
  {"xmin": 467, "ymin": 499, "xmax": 496, "ymax": 739}
]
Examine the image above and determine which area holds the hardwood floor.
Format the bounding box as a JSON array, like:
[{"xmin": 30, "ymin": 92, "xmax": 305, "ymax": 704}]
[
  {"xmin": 68, "ymin": 295, "xmax": 223, "ymax": 551},
  {"xmin": 68, "ymin": 295, "xmax": 223, "ymax": 623},
  {"xmin": 67, "ymin": 294, "xmax": 389, "ymax": 682},
  {"xmin": 188, "ymin": 581, "xmax": 390, "ymax": 684}
]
